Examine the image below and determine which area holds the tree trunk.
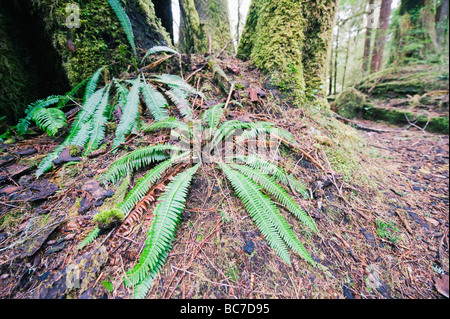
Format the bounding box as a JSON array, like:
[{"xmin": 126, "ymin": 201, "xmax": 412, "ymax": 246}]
[
  {"xmin": 179, "ymin": 0, "xmax": 233, "ymax": 53},
  {"xmin": 370, "ymin": 0, "xmax": 393, "ymax": 73},
  {"xmin": 0, "ymin": 0, "xmax": 172, "ymax": 123},
  {"xmin": 333, "ymin": 22, "xmax": 341, "ymax": 95},
  {"xmin": 437, "ymin": 0, "xmax": 449, "ymax": 47},
  {"xmin": 362, "ymin": 0, "xmax": 376, "ymax": 74},
  {"xmin": 238, "ymin": 0, "xmax": 339, "ymax": 104}
]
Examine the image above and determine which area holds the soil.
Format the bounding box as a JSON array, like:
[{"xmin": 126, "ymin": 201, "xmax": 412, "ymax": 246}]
[{"xmin": 0, "ymin": 56, "xmax": 448, "ymax": 300}]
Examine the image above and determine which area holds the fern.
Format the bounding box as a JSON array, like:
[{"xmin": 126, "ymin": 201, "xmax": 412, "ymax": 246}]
[
  {"xmin": 107, "ymin": 0, "xmax": 136, "ymax": 57},
  {"xmin": 141, "ymin": 46, "xmax": 180, "ymax": 63},
  {"xmin": 83, "ymin": 67, "xmax": 104, "ymax": 103},
  {"xmin": 219, "ymin": 163, "xmax": 291, "ymax": 264},
  {"xmin": 112, "ymin": 77, "xmax": 141, "ymax": 151},
  {"xmin": 126, "ymin": 164, "xmax": 200, "ymax": 285},
  {"xmin": 102, "ymin": 144, "xmax": 183, "ymax": 185},
  {"xmin": 78, "ymin": 227, "xmax": 101, "ymax": 250},
  {"xmin": 85, "ymin": 84, "xmax": 112, "ymax": 154},
  {"xmin": 202, "ymin": 103, "xmax": 225, "ymax": 137},
  {"xmin": 140, "ymin": 74, "xmax": 170, "ymax": 121},
  {"xmin": 32, "ymin": 108, "xmax": 67, "ymax": 137},
  {"xmin": 228, "ymin": 164, "xmax": 318, "ymax": 234}
]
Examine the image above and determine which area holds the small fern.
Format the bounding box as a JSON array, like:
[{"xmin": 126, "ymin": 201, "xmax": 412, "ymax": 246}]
[
  {"xmin": 101, "ymin": 103, "xmax": 318, "ymax": 298},
  {"xmin": 78, "ymin": 227, "xmax": 101, "ymax": 250},
  {"xmin": 32, "ymin": 108, "xmax": 67, "ymax": 137},
  {"xmin": 107, "ymin": 0, "xmax": 136, "ymax": 57}
]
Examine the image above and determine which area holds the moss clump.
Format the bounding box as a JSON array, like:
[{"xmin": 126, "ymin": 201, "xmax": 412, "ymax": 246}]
[
  {"xmin": 335, "ymin": 88, "xmax": 370, "ymax": 119},
  {"xmin": 34, "ymin": 0, "xmax": 171, "ymax": 86},
  {"xmin": 363, "ymin": 105, "xmax": 449, "ymax": 134},
  {"xmin": 93, "ymin": 208, "xmax": 125, "ymax": 230},
  {"xmin": 356, "ymin": 65, "xmax": 449, "ymax": 98},
  {"xmin": 69, "ymin": 145, "xmax": 82, "ymax": 157}
]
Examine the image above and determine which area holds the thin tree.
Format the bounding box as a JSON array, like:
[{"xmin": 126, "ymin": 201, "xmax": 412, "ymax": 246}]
[
  {"xmin": 370, "ymin": 0, "xmax": 393, "ymax": 73},
  {"xmin": 362, "ymin": 0, "xmax": 376, "ymax": 74}
]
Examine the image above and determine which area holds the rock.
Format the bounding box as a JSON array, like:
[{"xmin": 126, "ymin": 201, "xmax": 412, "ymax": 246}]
[
  {"xmin": 243, "ymin": 240, "xmax": 255, "ymax": 255},
  {"xmin": 78, "ymin": 195, "xmax": 92, "ymax": 214},
  {"xmin": 342, "ymin": 284, "xmax": 354, "ymax": 299},
  {"xmin": 53, "ymin": 147, "xmax": 82, "ymax": 165},
  {"xmin": 361, "ymin": 228, "xmax": 377, "ymax": 249},
  {"xmin": 17, "ymin": 148, "xmax": 37, "ymax": 156}
]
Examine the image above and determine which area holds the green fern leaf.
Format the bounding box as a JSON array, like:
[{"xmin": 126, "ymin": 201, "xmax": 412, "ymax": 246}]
[
  {"xmin": 143, "ymin": 117, "xmax": 191, "ymax": 136},
  {"xmin": 17, "ymin": 95, "xmax": 64, "ymax": 135},
  {"xmin": 112, "ymin": 78, "xmax": 141, "ymax": 151},
  {"xmin": 228, "ymin": 155, "xmax": 309, "ymax": 198},
  {"xmin": 107, "ymin": 0, "xmax": 136, "ymax": 56},
  {"xmin": 58, "ymin": 78, "xmax": 88, "ymax": 108},
  {"xmin": 32, "ymin": 108, "xmax": 67, "ymax": 137},
  {"xmin": 202, "ymin": 103, "xmax": 225, "ymax": 137},
  {"xmin": 36, "ymin": 145, "xmax": 66, "ymax": 178},
  {"xmin": 102, "ymin": 144, "xmax": 183, "ymax": 184},
  {"xmin": 132, "ymin": 250, "xmax": 169, "ymax": 298},
  {"xmin": 83, "ymin": 67, "xmax": 104, "ymax": 103},
  {"xmin": 127, "ymin": 164, "xmax": 200, "ymax": 285},
  {"xmin": 219, "ymin": 163, "xmax": 291, "ymax": 264},
  {"xmin": 140, "ymin": 75, "xmax": 169, "ymax": 121},
  {"xmin": 229, "ymin": 164, "xmax": 318, "ymax": 234},
  {"xmin": 141, "ymin": 46, "xmax": 180, "ymax": 63},
  {"xmin": 78, "ymin": 227, "xmax": 101, "ymax": 250},
  {"xmin": 164, "ymin": 87, "xmax": 193, "ymax": 120},
  {"xmin": 118, "ymin": 152, "xmax": 189, "ymax": 214},
  {"xmin": 85, "ymin": 84, "xmax": 112, "ymax": 154}
]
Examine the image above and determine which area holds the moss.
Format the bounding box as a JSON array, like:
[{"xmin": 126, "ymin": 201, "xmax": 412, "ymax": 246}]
[
  {"xmin": 238, "ymin": 0, "xmax": 338, "ymax": 105},
  {"xmin": 33, "ymin": 0, "xmax": 171, "ymax": 86},
  {"xmin": 194, "ymin": 0, "xmax": 233, "ymax": 52},
  {"xmin": 69, "ymin": 145, "xmax": 82, "ymax": 157},
  {"xmin": 335, "ymin": 88, "xmax": 369, "ymax": 119},
  {"xmin": 357, "ymin": 64, "xmax": 449, "ymax": 98},
  {"xmin": 179, "ymin": 0, "xmax": 208, "ymax": 53},
  {"xmin": 363, "ymin": 105, "xmax": 449, "ymax": 134},
  {"xmin": 93, "ymin": 208, "xmax": 125, "ymax": 230}
]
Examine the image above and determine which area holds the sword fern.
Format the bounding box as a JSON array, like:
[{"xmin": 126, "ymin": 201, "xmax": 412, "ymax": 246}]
[{"xmin": 100, "ymin": 103, "xmax": 318, "ymax": 298}]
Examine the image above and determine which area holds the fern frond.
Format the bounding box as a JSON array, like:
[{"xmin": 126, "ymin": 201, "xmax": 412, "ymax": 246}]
[
  {"xmin": 143, "ymin": 117, "xmax": 191, "ymax": 137},
  {"xmin": 35, "ymin": 145, "xmax": 66, "ymax": 178},
  {"xmin": 219, "ymin": 163, "xmax": 291, "ymax": 264},
  {"xmin": 140, "ymin": 75, "xmax": 169, "ymax": 121},
  {"xmin": 132, "ymin": 250, "xmax": 169, "ymax": 299},
  {"xmin": 228, "ymin": 155, "xmax": 309, "ymax": 199},
  {"xmin": 165, "ymin": 87, "xmax": 193, "ymax": 120},
  {"xmin": 141, "ymin": 46, "xmax": 179, "ymax": 63},
  {"xmin": 112, "ymin": 77, "xmax": 141, "ymax": 151},
  {"xmin": 107, "ymin": 0, "xmax": 136, "ymax": 56},
  {"xmin": 229, "ymin": 164, "xmax": 318, "ymax": 234},
  {"xmin": 78, "ymin": 227, "xmax": 101, "ymax": 250},
  {"xmin": 212, "ymin": 120, "xmax": 261, "ymax": 146},
  {"xmin": 101, "ymin": 144, "xmax": 183, "ymax": 184},
  {"xmin": 127, "ymin": 164, "xmax": 200, "ymax": 285},
  {"xmin": 85, "ymin": 84, "xmax": 112, "ymax": 154},
  {"xmin": 58, "ymin": 78, "xmax": 88, "ymax": 108},
  {"xmin": 118, "ymin": 152, "xmax": 189, "ymax": 214},
  {"xmin": 83, "ymin": 67, "xmax": 104, "ymax": 103},
  {"xmin": 17, "ymin": 95, "xmax": 64, "ymax": 135},
  {"xmin": 202, "ymin": 103, "xmax": 225, "ymax": 136},
  {"xmin": 32, "ymin": 108, "xmax": 67, "ymax": 137}
]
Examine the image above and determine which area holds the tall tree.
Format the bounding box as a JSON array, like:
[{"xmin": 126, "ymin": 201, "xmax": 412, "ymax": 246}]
[
  {"xmin": 179, "ymin": 0, "xmax": 233, "ymax": 53},
  {"xmin": 370, "ymin": 0, "xmax": 393, "ymax": 73},
  {"xmin": 437, "ymin": 0, "xmax": 449, "ymax": 47},
  {"xmin": 238, "ymin": 0, "xmax": 339, "ymax": 104},
  {"xmin": 362, "ymin": 0, "xmax": 376, "ymax": 74}
]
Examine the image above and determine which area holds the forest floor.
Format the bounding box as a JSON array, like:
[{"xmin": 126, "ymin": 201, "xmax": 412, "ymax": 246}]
[{"xmin": 0, "ymin": 55, "xmax": 448, "ymax": 299}]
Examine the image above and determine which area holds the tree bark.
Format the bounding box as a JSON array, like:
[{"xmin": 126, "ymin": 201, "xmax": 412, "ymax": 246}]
[
  {"xmin": 370, "ymin": 0, "xmax": 393, "ymax": 73},
  {"xmin": 362, "ymin": 0, "xmax": 376, "ymax": 74},
  {"xmin": 0, "ymin": 0, "xmax": 172, "ymax": 122},
  {"xmin": 179, "ymin": 0, "xmax": 233, "ymax": 53},
  {"xmin": 437, "ymin": 0, "xmax": 449, "ymax": 47},
  {"xmin": 238, "ymin": 0, "xmax": 339, "ymax": 104}
]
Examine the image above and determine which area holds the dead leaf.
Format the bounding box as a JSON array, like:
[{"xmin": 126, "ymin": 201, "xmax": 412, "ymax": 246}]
[{"xmin": 435, "ymin": 275, "xmax": 449, "ymax": 298}]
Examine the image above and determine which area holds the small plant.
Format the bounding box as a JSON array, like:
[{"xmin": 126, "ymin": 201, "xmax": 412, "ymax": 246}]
[
  {"xmin": 98, "ymin": 103, "xmax": 319, "ymax": 298},
  {"xmin": 376, "ymin": 219, "xmax": 401, "ymax": 244}
]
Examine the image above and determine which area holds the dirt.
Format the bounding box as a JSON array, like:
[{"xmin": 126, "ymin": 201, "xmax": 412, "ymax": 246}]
[{"xmin": 0, "ymin": 56, "xmax": 448, "ymax": 300}]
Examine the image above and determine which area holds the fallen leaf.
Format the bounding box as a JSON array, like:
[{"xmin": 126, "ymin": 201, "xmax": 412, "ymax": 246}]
[{"xmin": 435, "ymin": 275, "xmax": 449, "ymax": 298}]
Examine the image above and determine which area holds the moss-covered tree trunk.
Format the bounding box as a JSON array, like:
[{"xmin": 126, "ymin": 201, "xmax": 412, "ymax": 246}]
[
  {"xmin": 179, "ymin": 0, "xmax": 233, "ymax": 53},
  {"xmin": 237, "ymin": 0, "xmax": 339, "ymax": 105},
  {"xmin": 0, "ymin": 0, "xmax": 172, "ymax": 123}
]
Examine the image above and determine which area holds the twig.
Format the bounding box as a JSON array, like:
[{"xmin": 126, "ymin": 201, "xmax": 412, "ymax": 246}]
[
  {"xmin": 224, "ymin": 82, "xmax": 235, "ymax": 109},
  {"xmin": 404, "ymin": 114, "xmax": 429, "ymax": 134},
  {"xmin": 218, "ymin": 40, "xmax": 233, "ymax": 57}
]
